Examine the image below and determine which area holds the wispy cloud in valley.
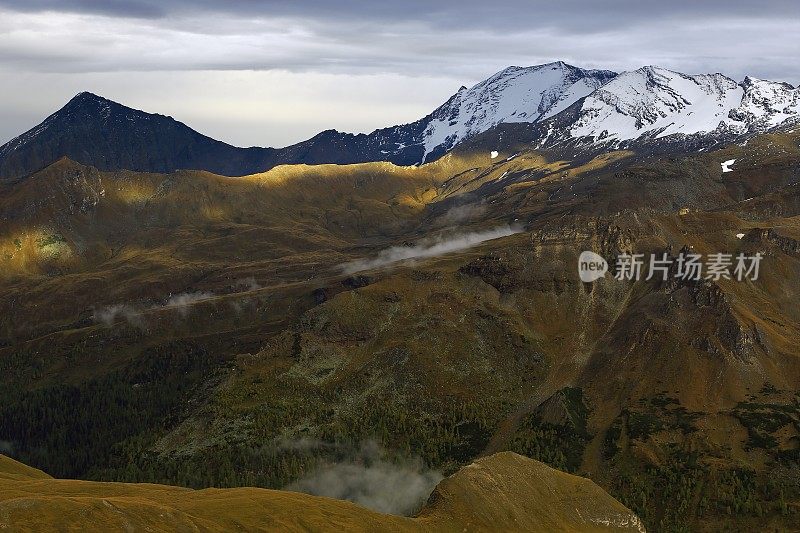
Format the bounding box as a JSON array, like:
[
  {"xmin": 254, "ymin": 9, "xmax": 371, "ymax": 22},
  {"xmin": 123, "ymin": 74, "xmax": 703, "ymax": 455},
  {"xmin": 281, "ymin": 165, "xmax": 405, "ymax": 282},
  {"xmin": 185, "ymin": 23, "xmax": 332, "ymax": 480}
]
[
  {"xmin": 284, "ymin": 441, "xmax": 443, "ymax": 516},
  {"xmin": 93, "ymin": 303, "xmax": 146, "ymax": 329},
  {"xmin": 342, "ymin": 225, "xmax": 522, "ymax": 274},
  {"xmin": 93, "ymin": 291, "xmax": 217, "ymax": 326},
  {"xmin": 162, "ymin": 291, "xmax": 215, "ymax": 317}
]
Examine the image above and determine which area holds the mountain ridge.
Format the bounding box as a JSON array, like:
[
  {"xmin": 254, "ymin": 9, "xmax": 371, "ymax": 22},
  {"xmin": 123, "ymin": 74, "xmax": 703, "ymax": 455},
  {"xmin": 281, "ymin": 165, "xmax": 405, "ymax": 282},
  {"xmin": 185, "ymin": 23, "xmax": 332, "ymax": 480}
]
[
  {"xmin": 0, "ymin": 452, "xmax": 644, "ymax": 532},
  {"xmin": 1, "ymin": 62, "xmax": 799, "ymax": 181}
]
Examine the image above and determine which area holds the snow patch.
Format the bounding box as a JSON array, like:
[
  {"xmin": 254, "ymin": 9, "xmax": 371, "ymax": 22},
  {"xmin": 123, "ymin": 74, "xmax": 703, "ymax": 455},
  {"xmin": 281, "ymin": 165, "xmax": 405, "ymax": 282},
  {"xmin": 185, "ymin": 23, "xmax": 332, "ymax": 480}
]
[
  {"xmin": 721, "ymin": 159, "xmax": 736, "ymax": 173},
  {"xmin": 490, "ymin": 151, "xmax": 499, "ymax": 159}
]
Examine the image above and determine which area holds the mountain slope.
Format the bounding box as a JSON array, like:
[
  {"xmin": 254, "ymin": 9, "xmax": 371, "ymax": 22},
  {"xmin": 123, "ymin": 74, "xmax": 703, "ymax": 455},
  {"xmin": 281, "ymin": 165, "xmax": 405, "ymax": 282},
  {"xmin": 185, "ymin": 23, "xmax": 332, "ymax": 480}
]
[
  {"xmin": 570, "ymin": 67, "xmax": 744, "ymax": 141},
  {"xmin": 0, "ymin": 452, "xmax": 643, "ymax": 532},
  {"xmin": 733, "ymin": 76, "xmax": 800, "ymax": 129}
]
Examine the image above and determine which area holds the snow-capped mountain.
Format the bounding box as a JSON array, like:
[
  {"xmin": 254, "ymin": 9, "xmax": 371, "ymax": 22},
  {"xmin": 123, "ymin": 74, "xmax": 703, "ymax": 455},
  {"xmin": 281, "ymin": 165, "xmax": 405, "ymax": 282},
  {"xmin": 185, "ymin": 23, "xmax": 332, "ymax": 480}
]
[
  {"xmin": 544, "ymin": 66, "xmax": 800, "ymax": 147},
  {"xmin": 418, "ymin": 62, "xmax": 616, "ymax": 161},
  {"xmin": 567, "ymin": 67, "xmax": 744, "ymax": 141},
  {"xmin": 1, "ymin": 62, "xmax": 799, "ymax": 181},
  {"xmin": 732, "ymin": 76, "xmax": 800, "ymax": 130}
]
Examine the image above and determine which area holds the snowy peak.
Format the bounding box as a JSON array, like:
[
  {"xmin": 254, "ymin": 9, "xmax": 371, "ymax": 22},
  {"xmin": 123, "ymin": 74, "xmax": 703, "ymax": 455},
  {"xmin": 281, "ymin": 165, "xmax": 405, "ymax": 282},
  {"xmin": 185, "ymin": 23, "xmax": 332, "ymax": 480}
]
[
  {"xmin": 733, "ymin": 76, "xmax": 800, "ymax": 129},
  {"xmin": 564, "ymin": 67, "xmax": 800, "ymax": 144},
  {"xmin": 420, "ymin": 62, "xmax": 617, "ymax": 160},
  {"xmin": 569, "ymin": 66, "xmax": 743, "ymax": 141}
]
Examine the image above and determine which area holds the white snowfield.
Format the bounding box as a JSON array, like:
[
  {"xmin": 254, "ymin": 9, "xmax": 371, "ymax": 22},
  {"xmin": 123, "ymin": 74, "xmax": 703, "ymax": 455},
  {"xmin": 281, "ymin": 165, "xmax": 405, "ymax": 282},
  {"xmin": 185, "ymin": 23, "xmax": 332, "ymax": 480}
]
[{"xmin": 413, "ymin": 63, "xmax": 800, "ymax": 161}]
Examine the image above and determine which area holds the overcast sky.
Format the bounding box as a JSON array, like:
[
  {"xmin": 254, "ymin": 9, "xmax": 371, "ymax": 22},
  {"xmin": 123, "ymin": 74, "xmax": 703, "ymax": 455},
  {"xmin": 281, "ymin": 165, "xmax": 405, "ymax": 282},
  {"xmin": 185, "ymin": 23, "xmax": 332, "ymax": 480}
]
[{"xmin": 1, "ymin": 0, "xmax": 799, "ymax": 147}]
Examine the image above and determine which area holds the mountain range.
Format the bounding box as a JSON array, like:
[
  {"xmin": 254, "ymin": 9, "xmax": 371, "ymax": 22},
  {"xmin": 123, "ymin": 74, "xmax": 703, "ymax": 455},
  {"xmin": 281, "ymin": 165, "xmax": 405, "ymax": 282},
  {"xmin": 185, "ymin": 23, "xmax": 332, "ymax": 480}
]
[
  {"xmin": 1, "ymin": 61, "xmax": 798, "ymax": 181},
  {"xmin": 1, "ymin": 61, "xmax": 800, "ymax": 532}
]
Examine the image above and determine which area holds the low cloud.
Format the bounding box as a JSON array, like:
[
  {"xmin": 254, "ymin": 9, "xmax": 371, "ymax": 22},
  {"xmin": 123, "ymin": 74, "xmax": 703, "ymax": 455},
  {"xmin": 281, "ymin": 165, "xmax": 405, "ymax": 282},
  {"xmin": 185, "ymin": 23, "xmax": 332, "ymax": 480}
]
[
  {"xmin": 92, "ymin": 303, "xmax": 146, "ymax": 329},
  {"xmin": 285, "ymin": 441, "xmax": 442, "ymax": 516},
  {"xmin": 163, "ymin": 291, "xmax": 214, "ymax": 317},
  {"xmin": 438, "ymin": 202, "xmax": 488, "ymax": 224},
  {"xmin": 342, "ymin": 225, "xmax": 522, "ymax": 274},
  {"xmin": 228, "ymin": 297, "xmax": 248, "ymax": 315},
  {"xmin": 236, "ymin": 277, "xmax": 261, "ymax": 291},
  {"xmin": 93, "ymin": 290, "xmax": 216, "ymax": 326}
]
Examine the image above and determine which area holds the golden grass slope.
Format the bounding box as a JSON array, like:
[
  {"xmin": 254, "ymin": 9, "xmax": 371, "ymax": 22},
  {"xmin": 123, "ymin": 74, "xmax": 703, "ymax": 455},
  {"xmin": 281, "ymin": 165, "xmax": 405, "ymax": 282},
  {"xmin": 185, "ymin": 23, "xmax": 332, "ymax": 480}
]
[
  {"xmin": 0, "ymin": 454, "xmax": 51, "ymax": 481},
  {"xmin": 0, "ymin": 452, "xmax": 643, "ymax": 532}
]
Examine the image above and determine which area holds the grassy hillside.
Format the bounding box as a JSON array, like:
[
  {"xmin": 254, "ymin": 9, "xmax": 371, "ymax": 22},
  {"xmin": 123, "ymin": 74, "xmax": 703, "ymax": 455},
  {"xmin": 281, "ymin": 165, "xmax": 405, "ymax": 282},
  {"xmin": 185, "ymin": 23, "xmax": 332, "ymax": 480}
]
[{"xmin": 0, "ymin": 452, "xmax": 643, "ymax": 532}]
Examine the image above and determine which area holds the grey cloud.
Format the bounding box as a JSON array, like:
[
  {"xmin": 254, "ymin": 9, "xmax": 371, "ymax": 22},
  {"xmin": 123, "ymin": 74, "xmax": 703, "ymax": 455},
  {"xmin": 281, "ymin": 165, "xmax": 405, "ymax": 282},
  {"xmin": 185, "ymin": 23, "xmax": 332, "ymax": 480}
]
[
  {"xmin": 0, "ymin": 1, "xmax": 799, "ymax": 84},
  {"xmin": 225, "ymin": 281, "xmax": 264, "ymax": 314},
  {"xmin": 0, "ymin": 0, "xmax": 165, "ymax": 18},
  {"xmin": 2, "ymin": 1, "xmax": 798, "ymax": 32},
  {"xmin": 93, "ymin": 303, "xmax": 147, "ymax": 329},
  {"xmin": 93, "ymin": 291, "xmax": 216, "ymax": 327},
  {"xmin": 437, "ymin": 202, "xmax": 489, "ymax": 225},
  {"xmin": 235, "ymin": 277, "xmax": 261, "ymax": 291}
]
